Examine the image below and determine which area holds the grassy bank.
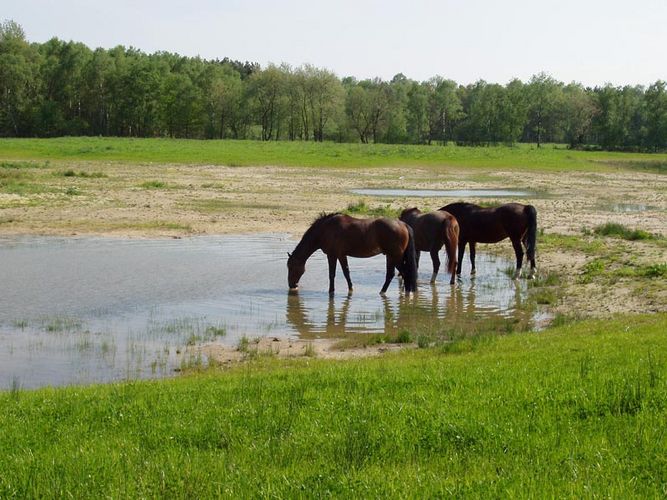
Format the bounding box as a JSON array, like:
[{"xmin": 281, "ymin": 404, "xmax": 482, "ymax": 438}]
[
  {"xmin": 1, "ymin": 314, "xmax": 666, "ymax": 497},
  {"xmin": 2, "ymin": 137, "xmax": 667, "ymax": 171}
]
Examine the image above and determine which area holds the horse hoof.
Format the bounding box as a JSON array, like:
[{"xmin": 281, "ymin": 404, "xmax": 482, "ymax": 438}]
[{"xmin": 470, "ymin": 270, "xmax": 476, "ymax": 276}]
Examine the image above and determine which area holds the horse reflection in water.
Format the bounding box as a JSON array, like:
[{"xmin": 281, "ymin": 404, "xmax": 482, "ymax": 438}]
[{"xmin": 285, "ymin": 278, "xmax": 532, "ymax": 339}]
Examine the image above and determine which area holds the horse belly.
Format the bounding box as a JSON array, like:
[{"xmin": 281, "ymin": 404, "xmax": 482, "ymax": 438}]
[{"xmin": 348, "ymin": 247, "xmax": 382, "ymax": 258}]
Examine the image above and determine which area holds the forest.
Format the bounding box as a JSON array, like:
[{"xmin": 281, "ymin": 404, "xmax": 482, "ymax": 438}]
[{"xmin": 1, "ymin": 20, "xmax": 666, "ymax": 151}]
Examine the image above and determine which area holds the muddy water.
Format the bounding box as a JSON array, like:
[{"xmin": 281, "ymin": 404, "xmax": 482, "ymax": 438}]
[
  {"xmin": 350, "ymin": 188, "xmax": 538, "ymax": 198},
  {"xmin": 0, "ymin": 235, "xmax": 541, "ymax": 389}
]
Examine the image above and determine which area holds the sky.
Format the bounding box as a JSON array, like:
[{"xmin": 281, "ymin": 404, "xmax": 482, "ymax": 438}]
[{"xmin": 3, "ymin": 0, "xmax": 666, "ymax": 86}]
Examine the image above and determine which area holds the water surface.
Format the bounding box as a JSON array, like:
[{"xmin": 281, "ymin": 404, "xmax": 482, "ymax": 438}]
[{"xmin": 0, "ymin": 235, "xmax": 541, "ymax": 389}]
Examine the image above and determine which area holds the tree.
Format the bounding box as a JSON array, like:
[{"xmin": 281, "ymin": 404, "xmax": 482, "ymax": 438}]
[
  {"xmin": 345, "ymin": 78, "xmax": 392, "ymax": 143},
  {"xmin": 294, "ymin": 64, "xmax": 343, "ymax": 141},
  {"xmin": 644, "ymin": 81, "xmax": 667, "ymax": 151},
  {"xmin": 526, "ymin": 73, "xmax": 563, "ymax": 147},
  {"xmin": 426, "ymin": 77, "xmax": 461, "ymax": 144},
  {"xmin": 247, "ymin": 65, "xmax": 287, "ymax": 141},
  {"xmin": 160, "ymin": 72, "xmax": 201, "ymax": 137},
  {"xmin": 562, "ymin": 83, "xmax": 598, "ymax": 148},
  {"xmin": 200, "ymin": 63, "xmax": 243, "ymax": 139},
  {"xmin": 0, "ymin": 20, "xmax": 41, "ymax": 136},
  {"xmin": 406, "ymin": 82, "xmax": 429, "ymax": 144}
]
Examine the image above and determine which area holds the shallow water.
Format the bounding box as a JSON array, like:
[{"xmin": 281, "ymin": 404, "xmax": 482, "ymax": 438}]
[
  {"xmin": 350, "ymin": 188, "xmax": 537, "ymax": 198},
  {"xmin": 0, "ymin": 235, "xmax": 541, "ymax": 389}
]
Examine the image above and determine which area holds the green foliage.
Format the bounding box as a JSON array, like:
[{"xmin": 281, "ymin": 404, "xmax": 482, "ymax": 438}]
[
  {"xmin": 59, "ymin": 169, "xmax": 107, "ymax": 178},
  {"xmin": 593, "ymin": 222, "xmax": 656, "ymax": 241},
  {"xmin": 344, "ymin": 200, "xmax": 398, "ymax": 218},
  {"xmin": 138, "ymin": 180, "xmax": 168, "ymax": 189},
  {"xmin": 395, "ymin": 329, "xmax": 412, "ymax": 344},
  {"xmin": 643, "ymin": 263, "xmax": 666, "ymax": 278}
]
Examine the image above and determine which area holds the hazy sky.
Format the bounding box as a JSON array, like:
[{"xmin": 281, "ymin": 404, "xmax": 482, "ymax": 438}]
[{"xmin": 4, "ymin": 0, "xmax": 666, "ymax": 86}]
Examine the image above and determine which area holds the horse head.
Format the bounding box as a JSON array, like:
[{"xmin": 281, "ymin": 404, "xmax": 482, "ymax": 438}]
[{"xmin": 287, "ymin": 252, "xmax": 305, "ymax": 292}]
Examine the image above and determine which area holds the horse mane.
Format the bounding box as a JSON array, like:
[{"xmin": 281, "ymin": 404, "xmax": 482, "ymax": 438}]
[
  {"xmin": 301, "ymin": 212, "xmax": 341, "ymax": 242},
  {"xmin": 311, "ymin": 212, "xmax": 341, "ymax": 226},
  {"xmin": 290, "ymin": 212, "xmax": 341, "ymax": 261}
]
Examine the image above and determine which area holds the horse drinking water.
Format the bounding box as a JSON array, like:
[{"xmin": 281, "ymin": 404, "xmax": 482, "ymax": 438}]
[
  {"xmin": 439, "ymin": 202, "xmax": 537, "ymax": 279},
  {"xmin": 399, "ymin": 208, "xmax": 459, "ymax": 284},
  {"xmin": 287, "ymin": 213, "xmax": 417, "ymax": 295}
]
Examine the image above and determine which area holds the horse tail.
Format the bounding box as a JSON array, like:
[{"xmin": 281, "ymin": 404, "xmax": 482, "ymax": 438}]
[
  {"xmin": 525, "ymin": 205, "xmax": 537, "ymax": 262},
  {"xmin": 444, "ymin": 217, "xmax": 459, "ymax": 277},
  {"xmin": 401, "ymin": 224, "xmax": 418, "ymax": 293}
]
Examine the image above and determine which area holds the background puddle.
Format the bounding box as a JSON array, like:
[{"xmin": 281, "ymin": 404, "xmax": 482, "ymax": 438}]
[
  {"xmin": 350, "ymin": 188, "xmax": 538, "ymax": 198},
  {"xmin": 0, "ymin": 235, "xmax": 543, "ymax": 388}
]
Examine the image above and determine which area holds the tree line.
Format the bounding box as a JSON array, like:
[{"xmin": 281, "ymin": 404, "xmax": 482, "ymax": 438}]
[{"xmin": 1, "ymin": 20, "xmax": 666, "ymax": 151}]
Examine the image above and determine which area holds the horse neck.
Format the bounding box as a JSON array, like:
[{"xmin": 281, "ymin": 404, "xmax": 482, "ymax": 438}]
[{"xmin": 292, "ymin": 228, "xmax": 321, "ymax": 263}]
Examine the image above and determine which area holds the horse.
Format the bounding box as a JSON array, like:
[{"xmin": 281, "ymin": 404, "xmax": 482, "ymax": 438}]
[
  {"xmin": 439, "ymin": 202, "xmax": 537, "ymax": 279},
  {"xmin": 287, "ymin": 213, "xmax": 417, "ymax": 295},
  {"xmin": 399, "ymin": 207, "xmax": 459, "ymax": 284}
]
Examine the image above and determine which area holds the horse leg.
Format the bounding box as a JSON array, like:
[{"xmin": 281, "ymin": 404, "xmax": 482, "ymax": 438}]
[
  {"xmin": 339, "ymin": 256, "xmax": 353, "ymax": 292},
  {"xmin": 457, "ymin": 240, "xmax": 466, "ymax": 276},
  {"xmin": 415, "ymin": 251, "xmax": 421, "ymax": 271},
  {"xmin": 523, "ymin": 234, "xmax": 536, "ymax": 279},
  {"xmin": 511, "ymin": 238, "xmax": 524, "ymax": 279},
  {"xmin": 469, "ymin": 242, "xmax": 476, "ymax": 276},
  {"xmin": 327, "ymin": 254, "xmax": 337, "ymax": 294},
  {"xmin": 380, "ymin": 257, "xmax": 396, "ymax": 295},
  {"xmin": 429, "ymin": 248, "xmax": 440, "ymax": 284}
]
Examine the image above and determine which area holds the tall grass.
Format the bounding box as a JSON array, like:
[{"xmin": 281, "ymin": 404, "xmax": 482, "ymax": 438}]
[{"xmin": 0, "ymin": 314, "xmax": 665, "ymax": 497}]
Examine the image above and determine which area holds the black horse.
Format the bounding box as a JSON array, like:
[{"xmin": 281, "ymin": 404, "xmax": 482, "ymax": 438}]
[
  {"xmin": 399, "ymin": 207, "xmax": 459, "ymax": 284},
  {"xmin": 439, "ymin": 202, "xmax": 537, "ymax": 279},
  {"xmin": 287, "ymin": 213, "xmax": 417, "ymax": 295}
]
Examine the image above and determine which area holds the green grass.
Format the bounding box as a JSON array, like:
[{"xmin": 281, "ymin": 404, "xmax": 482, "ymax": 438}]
[
  {"xmin": 1, "ymin": 314, "xmax": 665, "ymax": 497},
  {"xmin": 1, "ymin": 137, "xmax": 667, "ymax": 171},
  {"xmin": 344, "ymin": 199, "xmax": 399, "ymax": 218},
  {"xmin": 139, "ymin": 180, "xmax": 170, "ymax": 189},
  {"xmin": 593, "ymin": 222, "xmax": 658, "ymax": 241},
  {"xmin": 59, "ymin": 169, "xmax": 107, "ymax": 178}
]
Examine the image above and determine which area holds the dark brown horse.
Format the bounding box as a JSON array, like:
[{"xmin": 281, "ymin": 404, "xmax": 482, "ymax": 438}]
[
  {"xmin": 399, "ymin": 208, "xmax": 459, "ymax": 284},
  {"xmin": 439, "ymin": 202, "xmax": 537, "ymax": 279},
  {"xmin": 287, "ymin": 213, "xmax": 417, "ymax": 295}
]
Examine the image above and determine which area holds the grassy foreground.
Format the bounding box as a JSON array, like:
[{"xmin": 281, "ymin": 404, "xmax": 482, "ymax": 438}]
[
  {"xmin": 2, "ymin": 137, "xmax": 667, "ymax": 171},
  {"xmin": 1, "ymin": 314, "xmax": 666, "ymax": 497}
]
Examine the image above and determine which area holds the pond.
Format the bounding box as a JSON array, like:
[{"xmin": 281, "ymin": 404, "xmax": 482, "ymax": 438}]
[
  {"xmin": 0, "ymin": 235, "xmax": 544, "ymax": 389},
  {"xmin": 350, "ymin": 188, "xmax": 538, "ymax": 198}
]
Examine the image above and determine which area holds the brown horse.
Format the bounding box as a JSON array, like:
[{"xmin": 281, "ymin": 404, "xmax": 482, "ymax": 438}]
[
  {"xmin": 439, "ymin": 202, "xmax": 537, "ymax": 279},
  {"xmin": 399, "ymin": 208, "xmax": 459, "ymax": 284},
  {"xmin": 287, "ymin": 213, "xmax": 417, "ymax": 295}
]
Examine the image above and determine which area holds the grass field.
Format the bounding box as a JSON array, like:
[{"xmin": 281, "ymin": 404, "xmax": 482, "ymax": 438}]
[
  {"xmin": 2, "ymin": 137, "xmax": 667, "ymax": 171},
  {"xmin": 1, "ymin": 314, "xmax": 666, "ymax": 497}
]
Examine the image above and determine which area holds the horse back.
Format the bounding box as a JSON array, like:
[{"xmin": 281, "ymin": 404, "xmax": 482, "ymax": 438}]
[
  {"xmin": 440, "ymin": 202, "xmax": 530, "ymax": 243},
  {"xmin": 320, "ymin": 215, "xmax": 407, "ymax": 258},
  {"xmin": 410, "ymin": 211, "xmax": 456, "ymax": 251}
]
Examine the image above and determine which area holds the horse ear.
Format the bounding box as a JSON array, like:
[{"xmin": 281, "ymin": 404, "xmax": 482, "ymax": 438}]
[{"xmin": 287, "ymin": 252, "xmax": 292, "ymax": 258}]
